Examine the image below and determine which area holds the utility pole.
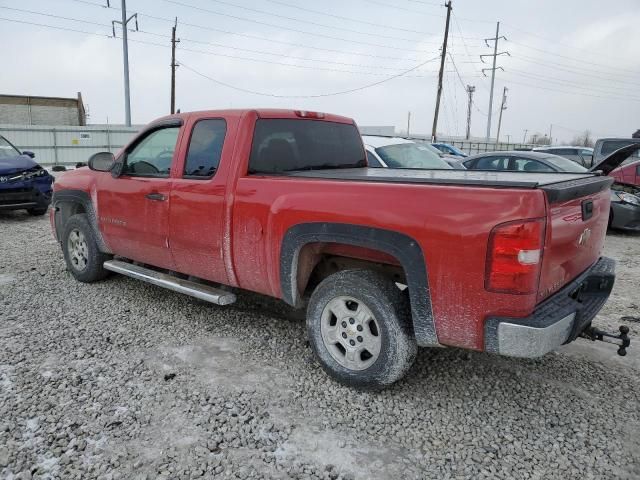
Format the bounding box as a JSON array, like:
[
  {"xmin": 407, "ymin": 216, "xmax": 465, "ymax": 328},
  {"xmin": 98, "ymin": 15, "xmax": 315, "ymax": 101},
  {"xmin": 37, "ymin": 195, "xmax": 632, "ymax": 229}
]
[
  {"xmin": 495, "ymin": 87, "xmax": 508, "ymax": 144},
  {"xmin": 406, "ymin": 111, "xmax": 411, "ymax": 137},
  {"xmin": 431, "ymin": 0, "xmax": 452, "ymax": 142},
  {"xmin": 481, "ymin": 22, "xmax": 509, "ymax": 141},
  {"xmin": 548, "ymin": 124, "xmax": 553, "ymax": 145},
  {"xmin": 523, "ymin": 129, "xmax": 528, "ymax": 144},
  {"xmin": 171, "ymin": 17, "xmax": 180, "ymax": 114},
  {"xmin": 506, "ymin": 134, "xmax": 511, "ymax": 144},
  {"xmin": 465, "ymin": 85, "xmax": 475, "ymax": 140},
  {"xmin": 110, "ymin": 0, "xmax": 138, "ymax": 126}
]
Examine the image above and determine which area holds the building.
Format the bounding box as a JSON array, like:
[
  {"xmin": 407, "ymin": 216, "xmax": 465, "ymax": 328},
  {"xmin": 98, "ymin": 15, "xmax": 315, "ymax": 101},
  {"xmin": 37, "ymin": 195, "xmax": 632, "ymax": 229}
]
[
  {"xmin": 633, "ymin": 129, "xmax": 640, "ymax": 139},
  {"xmin": 0, "ymin": 93, "xmax": 86, "ymax": 126}
]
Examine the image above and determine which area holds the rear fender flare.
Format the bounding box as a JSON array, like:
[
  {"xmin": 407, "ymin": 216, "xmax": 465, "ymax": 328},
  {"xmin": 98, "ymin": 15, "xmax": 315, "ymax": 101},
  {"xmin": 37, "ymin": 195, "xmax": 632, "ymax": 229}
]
[{"xmin": 280, "ymin": 222, "xmax": 439, "ymax": 347}]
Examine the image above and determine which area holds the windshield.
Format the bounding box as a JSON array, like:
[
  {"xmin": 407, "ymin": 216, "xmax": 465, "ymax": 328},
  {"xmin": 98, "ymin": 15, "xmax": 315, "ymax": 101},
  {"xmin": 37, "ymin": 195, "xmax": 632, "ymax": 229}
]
[
  {"xmin": 0, "ymin": 136, "xmax": 21, "ymax": 159},
  {"xmin": 375, "ymin": 143, "xmax": 452, "ymax": 169},
  {"xmin": 544, "ymin": 155, "xmax": 588, "ymax": 172},
  {"xmin": 601, "ymin": 140, "xmax": 640, "ymax": 156}
]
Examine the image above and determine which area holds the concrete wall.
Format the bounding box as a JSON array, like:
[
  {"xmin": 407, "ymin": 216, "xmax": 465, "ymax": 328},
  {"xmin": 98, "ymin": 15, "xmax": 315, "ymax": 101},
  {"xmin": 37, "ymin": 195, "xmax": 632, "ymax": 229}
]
[{"xmin": 0, "ymin": 94, "xmax": 86, "ymax": 126}]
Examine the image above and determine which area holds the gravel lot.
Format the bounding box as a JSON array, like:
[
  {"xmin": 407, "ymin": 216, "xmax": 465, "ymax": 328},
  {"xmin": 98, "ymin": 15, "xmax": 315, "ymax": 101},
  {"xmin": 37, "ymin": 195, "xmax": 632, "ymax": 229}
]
[{"xmin": 1, "ymin": 211, "xmax": 639, "ymax": 480}]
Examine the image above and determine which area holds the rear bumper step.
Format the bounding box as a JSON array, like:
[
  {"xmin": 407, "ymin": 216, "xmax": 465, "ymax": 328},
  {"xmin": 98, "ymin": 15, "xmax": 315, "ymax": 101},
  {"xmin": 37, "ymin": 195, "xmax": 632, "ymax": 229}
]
[
  {"xmin": 103, "ymin": 260, "xmax": 237, "ymax": 306},
  {"xmin": 484, "ymin": 257, "xmax": 616, "ymax": 358}
]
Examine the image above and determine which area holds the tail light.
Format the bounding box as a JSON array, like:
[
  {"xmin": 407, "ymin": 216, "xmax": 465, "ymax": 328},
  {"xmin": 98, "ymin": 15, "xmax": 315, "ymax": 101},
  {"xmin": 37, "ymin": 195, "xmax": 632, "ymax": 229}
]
[
  {"xmin": 294, "ymin": 110, "xmax": 325, "ymax": 119},
  {"xmin": 485, "ymin": 218, "xmax": 545, "ymax": 295}
]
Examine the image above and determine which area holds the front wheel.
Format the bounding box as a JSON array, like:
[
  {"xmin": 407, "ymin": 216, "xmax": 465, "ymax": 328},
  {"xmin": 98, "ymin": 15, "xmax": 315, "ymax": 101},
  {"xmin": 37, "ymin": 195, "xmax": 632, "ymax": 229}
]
[
  {"xmin": 62, "ymin": 214, "xmax": 111, "ymax": 283},
  {"xmin": 306, "ymin": 269, "xmax": 417, "ymax": 390}
]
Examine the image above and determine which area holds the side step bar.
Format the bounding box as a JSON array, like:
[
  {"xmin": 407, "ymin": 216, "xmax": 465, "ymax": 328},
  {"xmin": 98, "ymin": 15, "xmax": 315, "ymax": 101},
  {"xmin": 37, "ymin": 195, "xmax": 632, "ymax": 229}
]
[{"xmin": 103, "ymin": 260, "xmax": 237, "ymax": 306}]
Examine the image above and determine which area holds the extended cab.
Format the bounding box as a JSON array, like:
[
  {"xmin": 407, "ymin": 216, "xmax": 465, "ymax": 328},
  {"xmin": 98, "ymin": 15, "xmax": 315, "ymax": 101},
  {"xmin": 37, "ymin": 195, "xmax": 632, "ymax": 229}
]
[{"xmin": 50, "ymin": 109, "xmax": 630, "ymax": 389}]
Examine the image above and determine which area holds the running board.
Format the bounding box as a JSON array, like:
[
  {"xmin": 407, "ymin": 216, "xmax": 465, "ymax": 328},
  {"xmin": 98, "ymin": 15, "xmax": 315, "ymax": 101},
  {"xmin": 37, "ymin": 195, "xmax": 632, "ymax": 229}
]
[{"xmin": 103, "ymin": 260, "xmax": 236, "ymax": 306}]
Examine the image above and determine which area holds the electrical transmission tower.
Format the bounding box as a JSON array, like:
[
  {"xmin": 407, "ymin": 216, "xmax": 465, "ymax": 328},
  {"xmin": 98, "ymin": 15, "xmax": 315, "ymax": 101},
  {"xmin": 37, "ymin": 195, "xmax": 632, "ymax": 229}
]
[
  {"xmin": 108, "ymin": 0, "xmax": 138, "ymax": 127},
  {"xmin": 481, "ymin": 22, "xmax": 509, "ymax": 141},
  {"xmin": 465, "ymin": 85, "xmax": 475, "ymax": 140}
]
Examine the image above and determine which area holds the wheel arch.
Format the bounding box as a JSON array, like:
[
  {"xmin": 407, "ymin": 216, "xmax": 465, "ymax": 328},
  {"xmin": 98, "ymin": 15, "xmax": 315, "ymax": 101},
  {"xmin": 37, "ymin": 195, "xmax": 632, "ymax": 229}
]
[
  {"xmin": 52, "ymin": 189, "xmax": 112, "ymax": 254},
  {"xmin": 280, "ymin": 222, "xmax": 438, "ymax": 346}
]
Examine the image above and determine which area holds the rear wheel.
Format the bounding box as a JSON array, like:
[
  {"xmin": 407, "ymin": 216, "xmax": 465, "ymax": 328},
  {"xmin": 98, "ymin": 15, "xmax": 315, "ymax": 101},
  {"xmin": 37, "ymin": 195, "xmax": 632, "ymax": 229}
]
[
  {"xmin": 62, "ymin": 214, "xmax": 111, "ymax": 283},
  {"xmin": 306, "ymin": 269, "xmax": 417, "ymax": 390}
]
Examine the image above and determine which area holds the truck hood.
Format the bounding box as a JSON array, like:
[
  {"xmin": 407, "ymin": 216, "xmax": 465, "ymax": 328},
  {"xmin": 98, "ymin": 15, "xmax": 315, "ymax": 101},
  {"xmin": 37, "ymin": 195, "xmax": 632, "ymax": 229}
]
[
  {"xmin": 589, "ymin": 144, "xmax": 640, "ymax": 175},
  {"xmin": 0, "ymin": 155, "xmax": 38, "ymax": 174}
]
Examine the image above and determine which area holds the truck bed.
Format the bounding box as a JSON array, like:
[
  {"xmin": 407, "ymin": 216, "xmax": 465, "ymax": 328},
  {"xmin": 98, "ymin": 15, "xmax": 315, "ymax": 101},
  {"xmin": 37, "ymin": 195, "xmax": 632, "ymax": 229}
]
[
  {"xmin": 278, "ymin": 168, "xmax": 614, "ymax": 202},
  {"xmin": 279, "ymin": 167, "xmax": 596, "ymax": 188}
]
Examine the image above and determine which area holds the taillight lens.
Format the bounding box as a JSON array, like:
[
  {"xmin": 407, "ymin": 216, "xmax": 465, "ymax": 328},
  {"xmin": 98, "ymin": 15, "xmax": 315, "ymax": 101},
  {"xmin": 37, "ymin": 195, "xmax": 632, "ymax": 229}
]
[{"xmin": 485, "ymin": 218, "xmax": 545, "ymax": 295}]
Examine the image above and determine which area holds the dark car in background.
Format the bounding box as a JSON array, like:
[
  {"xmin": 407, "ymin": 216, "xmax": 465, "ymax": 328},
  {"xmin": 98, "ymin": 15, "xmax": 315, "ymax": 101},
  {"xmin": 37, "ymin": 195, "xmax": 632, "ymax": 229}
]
[
  {"xmin": 460, "ymin": 149, "xmax": 640, "ymax": 232},
  {"xmin": 453, "ymin": 151, "xmax": 588, "ymax": 173},
  {"xmin": 532, "ymin": 146, "xmax": 594, "ymax": 167},
  {"xmin": 0, "ymin": 135, "xmax": 54, "ymax": 215}
]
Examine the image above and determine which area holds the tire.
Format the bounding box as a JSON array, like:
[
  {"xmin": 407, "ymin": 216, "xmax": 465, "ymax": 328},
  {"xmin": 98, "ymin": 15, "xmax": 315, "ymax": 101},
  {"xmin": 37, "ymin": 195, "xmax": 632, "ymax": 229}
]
[
  {"xmin": 306, "ymin": 269, "xmax": 417, "ymax": 390},
  {"xmin": 62, "ymin": 214, "xmax": 111, "ymax": 283},
  {"xmin": 27, "ymin": 207, "xmax": 48, "ymax": 216}
]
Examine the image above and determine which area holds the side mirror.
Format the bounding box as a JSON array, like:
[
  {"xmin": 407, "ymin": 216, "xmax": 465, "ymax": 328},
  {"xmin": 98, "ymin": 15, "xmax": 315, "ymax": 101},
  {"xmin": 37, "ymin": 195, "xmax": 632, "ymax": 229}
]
[
  {"xmin": 88, "ymin": 152, "xmax": 116, "ymax": 172},
  {"xmin": 23, "ymin": 150, "xmax": 35, "ymax": 158}
]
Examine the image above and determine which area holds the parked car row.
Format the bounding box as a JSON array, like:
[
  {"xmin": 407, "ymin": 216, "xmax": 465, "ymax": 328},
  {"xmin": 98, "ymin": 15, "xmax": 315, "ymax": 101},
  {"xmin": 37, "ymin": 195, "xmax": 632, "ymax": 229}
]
[{"xmin": 364, "ymin": 135, "xmax": 640, "ymax": 232}]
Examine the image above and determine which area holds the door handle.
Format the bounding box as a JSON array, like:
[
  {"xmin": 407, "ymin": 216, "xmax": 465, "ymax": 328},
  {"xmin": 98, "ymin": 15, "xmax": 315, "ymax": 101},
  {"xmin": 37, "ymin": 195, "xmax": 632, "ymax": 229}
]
[{"xmin": 145, "ymin": 192, "xmax": 167, "ymax": 201}]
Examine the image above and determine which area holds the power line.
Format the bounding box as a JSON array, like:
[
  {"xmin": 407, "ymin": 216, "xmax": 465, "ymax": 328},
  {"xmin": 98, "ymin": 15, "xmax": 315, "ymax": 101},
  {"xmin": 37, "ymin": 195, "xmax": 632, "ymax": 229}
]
[
  {"xmin": 2, "ymin": 5, "xmax": 445, "ymax": 77},
  {"xmin": 507, "ymin": 53, "xmax": 640, "ymax": 85},
  {"xmin": 0, "ymin": 15, "xmax": 111, "ymax": 37},
  {"xmin": 259, "ymin": 0, "xmax": 437, "ymax": 35},
  {"xmin": 178, "ymin": 55, "xmax": 441, "ymax": 98},
  {"xmin": 63, "ymin": 0, "xmax": 482, "ymax": 63},
  {"xmin": 0, "ymin": 5, "xmax": 108, "ymax": 27},
  {"xmin": 503, "ymin": 21, "xmax": 638, "ymax": 68},
  {"xmin": 503, "ymin": 69, "xmax": 640, "ymax": 100},
  {"xmin": 195, "ymin": 0, "xmax": 429, "ymax": 42},
  {"xmin": 163, "ymin": 0, "xmax": 443, "ymax": 51},
  {"xmin": 508, "ymin": 39, "xmax": 640, "ymax": 76}
]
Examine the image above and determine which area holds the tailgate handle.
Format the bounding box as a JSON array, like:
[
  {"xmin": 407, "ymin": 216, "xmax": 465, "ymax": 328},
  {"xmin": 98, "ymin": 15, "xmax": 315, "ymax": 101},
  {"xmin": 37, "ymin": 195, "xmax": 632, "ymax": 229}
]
[{"xmin": 581, "ymin": 200, "xmax": 593, "ymax": 221}]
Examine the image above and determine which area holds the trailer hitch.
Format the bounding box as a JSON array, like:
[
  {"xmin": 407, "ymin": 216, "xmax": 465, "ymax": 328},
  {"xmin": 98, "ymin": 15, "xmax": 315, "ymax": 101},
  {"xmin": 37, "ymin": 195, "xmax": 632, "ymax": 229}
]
[{"xmin": 580, "ymin": 325, "xmax": 631, "ymax": 356}]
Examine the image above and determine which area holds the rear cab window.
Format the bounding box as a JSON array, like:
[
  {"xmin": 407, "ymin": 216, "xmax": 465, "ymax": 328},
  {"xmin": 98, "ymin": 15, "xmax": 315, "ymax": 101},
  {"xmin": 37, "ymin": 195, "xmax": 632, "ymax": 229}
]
[{"xmin": 248, "ymin": 119, "xmax": 365, "ymax": 174}]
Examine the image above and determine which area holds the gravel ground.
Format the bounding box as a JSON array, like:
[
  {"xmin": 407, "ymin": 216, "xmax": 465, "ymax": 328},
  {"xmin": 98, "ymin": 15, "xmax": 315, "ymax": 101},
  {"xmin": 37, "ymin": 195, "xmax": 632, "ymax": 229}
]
[{"xmin": 1, "ymin": 211, "xmax": 639, "ymax": 480}]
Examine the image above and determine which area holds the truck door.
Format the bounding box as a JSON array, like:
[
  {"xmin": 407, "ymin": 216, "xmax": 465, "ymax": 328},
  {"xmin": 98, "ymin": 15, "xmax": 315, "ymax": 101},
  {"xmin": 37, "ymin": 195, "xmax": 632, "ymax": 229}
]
[
  {"xmin": 168, "ymin": 117, "xmax": 231, "ymax": 284},
  {"xmin": 96, "ymin": 122, "xmax": 182, "ymax": 270}
]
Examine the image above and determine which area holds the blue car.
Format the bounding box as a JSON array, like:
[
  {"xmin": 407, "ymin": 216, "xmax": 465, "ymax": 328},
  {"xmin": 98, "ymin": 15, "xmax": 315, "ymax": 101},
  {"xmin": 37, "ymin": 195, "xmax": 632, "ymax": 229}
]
[
  {"xmin": 0, "ymin": 135, "xmax": 54, "ymax": 215},
  {"xmin": 431, "ymin": 143, "xmax": 468, "ymax": 158}
]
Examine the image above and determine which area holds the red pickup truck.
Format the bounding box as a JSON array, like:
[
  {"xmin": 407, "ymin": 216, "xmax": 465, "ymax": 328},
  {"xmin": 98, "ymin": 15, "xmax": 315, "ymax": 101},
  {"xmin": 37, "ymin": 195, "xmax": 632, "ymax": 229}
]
[{"xmin": 50, "ymin": 109, "xmax": 630, "ymax": 389}]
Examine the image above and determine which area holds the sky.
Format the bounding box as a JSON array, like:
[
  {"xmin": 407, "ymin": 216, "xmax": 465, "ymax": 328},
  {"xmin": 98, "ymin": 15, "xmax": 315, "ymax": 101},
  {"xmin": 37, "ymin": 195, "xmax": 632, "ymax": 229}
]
[{"xmin": 2, "ymin": 0, "xmax": 639, "ymax": 143}]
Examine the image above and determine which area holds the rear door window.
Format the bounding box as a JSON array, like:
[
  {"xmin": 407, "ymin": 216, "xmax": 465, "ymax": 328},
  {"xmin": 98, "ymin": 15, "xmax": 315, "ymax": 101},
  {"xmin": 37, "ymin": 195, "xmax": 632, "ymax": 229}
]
[
  {"xmin": 248, "ymin": 119, "xmax": 365, "ymax": 174},
  {"xmin": 474, "ymin": 156, "xmax": 509, "ymax": 170},
  {"xmin": 183, "ymin": 119, "xmax": 227, "ymax": 178},
  {"xmin": 512, "ymin": 158, "xmax": 555, "ymax": 172}
]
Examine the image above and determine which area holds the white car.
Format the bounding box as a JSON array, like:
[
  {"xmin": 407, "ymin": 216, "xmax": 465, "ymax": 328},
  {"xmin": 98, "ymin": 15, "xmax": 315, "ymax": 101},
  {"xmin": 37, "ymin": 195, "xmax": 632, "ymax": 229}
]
[{"xmin": 363, "ymin": 136, "xmax": 452, "ymax": 169}]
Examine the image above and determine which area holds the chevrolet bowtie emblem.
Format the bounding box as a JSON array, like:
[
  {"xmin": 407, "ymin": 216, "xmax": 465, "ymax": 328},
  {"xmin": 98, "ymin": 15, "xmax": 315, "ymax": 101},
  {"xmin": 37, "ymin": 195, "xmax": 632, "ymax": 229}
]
[{"xmin": 578, "ymin": 228, "xmax": 592, "ymax": 246}]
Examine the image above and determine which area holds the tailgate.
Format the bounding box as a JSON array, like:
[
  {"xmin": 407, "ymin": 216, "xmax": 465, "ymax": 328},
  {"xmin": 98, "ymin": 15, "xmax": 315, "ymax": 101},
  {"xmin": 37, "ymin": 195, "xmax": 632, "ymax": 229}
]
[{"xmin": 537, "ymin": 176, "xmax": 613, "ymax": 302}]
